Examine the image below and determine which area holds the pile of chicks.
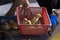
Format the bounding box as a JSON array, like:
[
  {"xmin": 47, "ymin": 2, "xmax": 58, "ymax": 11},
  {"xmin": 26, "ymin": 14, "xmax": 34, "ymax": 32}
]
[
  {"xmin": 23, "ymin": 13, "xmax": 42, "ymax": 25},
  {"xmin": 1, "ymin": 20, "xmax": 18, "ymax": 31}
]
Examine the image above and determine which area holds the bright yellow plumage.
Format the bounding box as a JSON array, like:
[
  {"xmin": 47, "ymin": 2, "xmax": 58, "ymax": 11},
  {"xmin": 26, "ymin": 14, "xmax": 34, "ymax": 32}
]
[{"xmin": 23, "ymin": 13, "xmax": 42, "ymax": 24}]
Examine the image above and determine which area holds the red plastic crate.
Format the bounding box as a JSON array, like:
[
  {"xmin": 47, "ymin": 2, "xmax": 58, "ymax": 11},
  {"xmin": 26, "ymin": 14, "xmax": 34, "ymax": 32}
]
[{"xmin": 16, "ymin": 6, "xmax": 51, "ymax": 35}]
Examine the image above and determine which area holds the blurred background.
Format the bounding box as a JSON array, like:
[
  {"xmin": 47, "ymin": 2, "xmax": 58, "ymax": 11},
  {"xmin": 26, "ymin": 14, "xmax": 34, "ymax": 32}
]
[{"xmin": 0, "ymin": 0, "xmax": 60, "ymax": 40}]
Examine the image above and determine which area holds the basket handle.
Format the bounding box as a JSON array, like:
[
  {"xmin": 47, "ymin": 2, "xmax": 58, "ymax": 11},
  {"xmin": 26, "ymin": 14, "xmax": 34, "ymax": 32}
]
[
  {"xmin": 22, "ymin": 0, "xmax": 30, "ymax": 8},
  {"xmin": 20, "ymin": 0, "xmax": 33, "ymax": 18},
  {"xmin": 16, "ymin": 6, "xmax": 21, "ymax": 25}
]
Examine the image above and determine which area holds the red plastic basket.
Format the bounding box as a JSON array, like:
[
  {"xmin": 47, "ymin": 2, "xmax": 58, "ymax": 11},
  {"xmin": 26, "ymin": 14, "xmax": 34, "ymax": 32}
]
[{"xmin": 16, "ymin": 6, "xmax": 51, "ymax": 35}]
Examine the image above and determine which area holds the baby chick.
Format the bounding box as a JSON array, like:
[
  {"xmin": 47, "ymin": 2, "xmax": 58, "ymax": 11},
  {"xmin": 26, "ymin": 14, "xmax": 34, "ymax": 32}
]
[
  {"xmin": 9, "ymin": 20, "xmax": 19, "ymax": 30},
  {"xmin": 2, "ymin": 23, "xmax": 11, "ymax": 30},
  {"xmin": 31, "ymin": 13, "xmax": 42, "ymax": 24},
  {"xmin": 26, "ymin": 20, "xmax": 31, "ymax": 25},
  {"xmin": 23, "ymin": 18, "xmax": 28, "ymax": 24},
  {"xmin": 23, "ymin": 18, "xmax": 31, "ymax": 24}
]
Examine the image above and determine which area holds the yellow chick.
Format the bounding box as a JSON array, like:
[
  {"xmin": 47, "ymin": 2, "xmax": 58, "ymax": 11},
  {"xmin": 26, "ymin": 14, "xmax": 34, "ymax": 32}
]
[
  {"xmin": 35, "ymin": 13, "xmax": 42, "ymax": 18},
  {"xmin": 31, "ymin": 13, "xmax": 42, "ymax": 24},
  {"xmin": 23, "ymin": 18, "xmax": 28, "ymax": 24},
  {"xmin": 26, "ymin": 20, "xmax": 31, "ymax": 25},
  {"xmin": 23, "ymin": 18, "xmax": 31, "ymax": 24}
]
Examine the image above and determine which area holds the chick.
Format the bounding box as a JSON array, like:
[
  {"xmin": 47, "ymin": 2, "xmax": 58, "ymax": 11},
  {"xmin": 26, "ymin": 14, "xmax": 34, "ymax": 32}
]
[
  {"xmin": 31, "ymin": 13, "xmax": 42, "ymax": 24},
  {"xmin": 26, "ymin": 20, "xmax": 31, "ymax": 25},
  {"xmin": 23, "ymin": 18, "xmax": 31, "ymax": 24},
  {"xmin": 23, "ymin": 18, "xmax": 28, "ymax": 24},
  {"xmin": 2, "ymin": 23, "xmax": 11, "ymax": 30},
  {"xmin": 35, "ymin": 13, "xmax": 42, "ymax": 18},
  {"xmin": 9, "ymin": 20, "xmax": 18, "ymax": 30}
]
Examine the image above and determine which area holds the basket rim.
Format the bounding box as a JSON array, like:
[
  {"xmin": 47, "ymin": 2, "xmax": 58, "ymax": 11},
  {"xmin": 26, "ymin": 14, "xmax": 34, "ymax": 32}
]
[{"xmin": 19, "ymin": 24, "xmax": 50, "ymax": 26}]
